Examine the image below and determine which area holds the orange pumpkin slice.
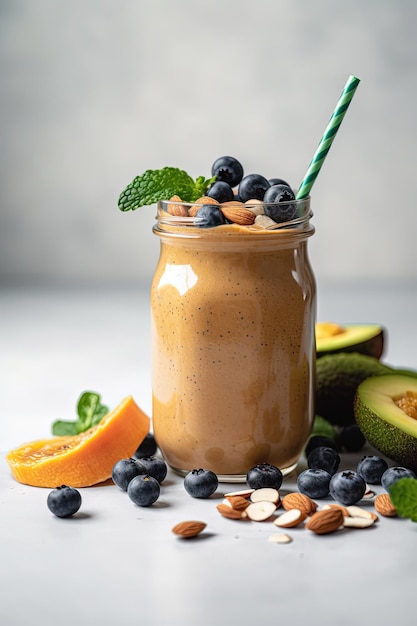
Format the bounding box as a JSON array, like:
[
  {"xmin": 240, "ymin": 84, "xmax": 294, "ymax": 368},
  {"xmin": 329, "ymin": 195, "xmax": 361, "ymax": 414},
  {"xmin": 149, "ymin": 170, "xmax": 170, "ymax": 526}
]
[{"xmin": 6, "ymin": 396, "xmax": 150, "ymax": 488}]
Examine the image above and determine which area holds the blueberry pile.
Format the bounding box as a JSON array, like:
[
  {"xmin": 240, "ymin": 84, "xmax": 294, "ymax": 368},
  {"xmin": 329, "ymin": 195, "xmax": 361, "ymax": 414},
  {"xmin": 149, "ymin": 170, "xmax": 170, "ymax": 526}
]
[
  {"xmin": 195, "ymin": 156, "xmax": 297, "ymax": 227},
  {"xmin": 298, "ymin": 433, "xmax": 417, "ymax": 505},
  {"xmin": 113, "ymin": 454, "xmax": 167, "ymax": 507}
]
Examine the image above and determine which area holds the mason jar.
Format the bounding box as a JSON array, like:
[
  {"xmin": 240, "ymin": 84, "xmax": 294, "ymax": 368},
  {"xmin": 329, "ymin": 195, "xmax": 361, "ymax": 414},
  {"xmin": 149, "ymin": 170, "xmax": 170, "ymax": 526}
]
[{"xmin": 151, "ymin": 197, "xmax": 316, "ymax": 482}]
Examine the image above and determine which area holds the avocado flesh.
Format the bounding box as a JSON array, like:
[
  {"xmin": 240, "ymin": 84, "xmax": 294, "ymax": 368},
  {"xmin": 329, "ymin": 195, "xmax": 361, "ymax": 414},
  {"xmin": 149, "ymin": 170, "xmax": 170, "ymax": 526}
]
[
  {"xmin": 316, "ymin": 324, "xmax": 384, "ymax": 360},
  {"xmin": 354, "ymin": 374, "xmax": 417, "ymax": 472},
  {"xmin": 315, "ymin": 352, "xmax": 393, "ymax": 426}
]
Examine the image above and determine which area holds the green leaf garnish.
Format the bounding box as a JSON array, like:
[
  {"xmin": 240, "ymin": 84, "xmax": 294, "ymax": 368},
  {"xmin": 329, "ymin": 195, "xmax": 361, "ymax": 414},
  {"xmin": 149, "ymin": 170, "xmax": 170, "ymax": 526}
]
[
  {"xmin": 389, "ymin": 477, "xmax": 417, "ymax": 522},
  {"xmin": 311, "ymin": 415, "xmax": 336, "ymax": 439},
  {"xmin": 118, "ymin": 167, "xmax": 215, "ymax": 211},
  {"xmin": 52, "ymin": 391, "xmax": 109, "ymax": 436}
]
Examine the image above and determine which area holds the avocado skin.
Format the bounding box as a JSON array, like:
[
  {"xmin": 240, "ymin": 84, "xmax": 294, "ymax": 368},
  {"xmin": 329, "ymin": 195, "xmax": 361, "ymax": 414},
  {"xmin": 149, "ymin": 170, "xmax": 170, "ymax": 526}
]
[
  {"xmin": 315, "ymin": 353, "xmax": 393, "ymax": 426},
  {"xmin": 354, "ymin": 383, "xmax": 417, "ymax": 472},
  {"xmin": 316, "ymin": 326, "xmax": 385, "ymax": 360}
]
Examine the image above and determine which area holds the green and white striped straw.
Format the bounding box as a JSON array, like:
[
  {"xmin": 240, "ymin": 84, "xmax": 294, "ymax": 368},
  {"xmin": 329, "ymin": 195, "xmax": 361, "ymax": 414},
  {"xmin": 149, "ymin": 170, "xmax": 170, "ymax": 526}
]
[{"xmin": 296, "ymin": 75, "xmax": 360, "ymax": 200}]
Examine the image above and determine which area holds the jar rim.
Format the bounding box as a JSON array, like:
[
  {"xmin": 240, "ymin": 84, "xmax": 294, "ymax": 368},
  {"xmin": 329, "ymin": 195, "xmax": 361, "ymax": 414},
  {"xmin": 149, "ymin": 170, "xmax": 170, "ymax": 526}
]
[{"xmin": 156, "ymin": 197, "xmax": 312, "ymax": 232}]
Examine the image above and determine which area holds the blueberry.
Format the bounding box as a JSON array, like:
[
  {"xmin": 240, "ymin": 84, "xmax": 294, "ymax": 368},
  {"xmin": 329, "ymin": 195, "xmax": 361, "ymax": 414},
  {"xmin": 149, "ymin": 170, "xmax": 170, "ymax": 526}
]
[
  {"xmin": 137, "ymin": 456, "xmax": 168, "ymax": 484},
  {"xmin": 357, "ymin": 455, "xmax": 389, "ymax": 485},
  {"xmin": 183, "ymin": 468, "xmax": 218, "ymax": 498},
  {"xmin": 307, "ymin": 446, "xmax": 340, "ymax": 475},
  {"xmin": 195, "ymin": 204, "xmax": 226, "ymax": 228},
  {"xmin": 127, "ymin": 475, "xmax": 160, "ymax": 506},
  {"xmin": 340, "ymin": 424, "xmax": 366, "ymax": 452},
  {"xmin": 206, "ymin": 181, "xmax": 234, "ymax": 203},
  {"xmin": 238, "ymin": 174, "xmax": 270, "ymax": 202},
  {"xmin": 211, "ymin": 156, "xmax": 244, "ymax": 188},
  {"xmin": 47, "ymin": 485, "xmax": 82, "ymax": 518},
  {"xmin": 112, "ymin": 457, "xmax": 147, "ymax": 491},
  {"xmin": 263, "ymin": 184, "xmax": 297, "ymax": 223},
  {"xmin": 268, "ymin": 177, "xmax": 290, "ymax": 187},
  {"xmin": 305, "ymin": 435, "xmax": 339, "ymax": 458},
  {"xmin": 297, "ymin": 468, "xmax": 331, "ymax": 499},
  {"xmin": 133, "ymin": 433, "xmax": 158, "ymax": 459},
  {"xmin": 381, "ymin": 466, "xmax": 417, "ymax": 492},
  {"xmin": 329, "ymin": 470, "xmax": 367, "ymax": 505},
  {"xmin": 246, "ymin": 463, "xmax": 283, "ymax": 490}
]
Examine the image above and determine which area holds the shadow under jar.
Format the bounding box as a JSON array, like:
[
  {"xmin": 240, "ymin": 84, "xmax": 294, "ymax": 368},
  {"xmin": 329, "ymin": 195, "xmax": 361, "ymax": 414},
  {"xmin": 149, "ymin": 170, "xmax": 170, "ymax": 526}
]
[{"xmin": 151, "ymin": 197, "xmax": 316, "ymax": 482}]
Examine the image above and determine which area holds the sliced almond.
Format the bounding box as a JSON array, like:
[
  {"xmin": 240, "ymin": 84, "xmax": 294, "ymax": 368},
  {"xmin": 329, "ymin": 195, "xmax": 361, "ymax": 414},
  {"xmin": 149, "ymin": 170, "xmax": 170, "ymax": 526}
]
[
  {"xmin": 346, "ymin": 505, "xmax": 378, "ymax": 521},
  {"xmin": 245, "ymin": 199, "xmax": 265, "ymax": 216},
  {"xmin": 224, "ymin": 488, "xmax": 255, "ymax": 498},
  {"xmin": 172, "ymin": 520, "xmax": 206, "ymax": 538},
  {"xmin": 216, "ymin": 503, "xmax": 245, "ymax": 520},
  {"xmin": 246, "ymin": 500, "xmax": 277, "ymax": 522},
  {"xmin": 254, "ymin": 214, "xmax": 277, "ymax": 229},
  {"xmin": 343, "ymin": 516, "xmax": 375, "ymax": 529},
  {"xmin": 226, "ymin": 495, "xmax": 251, "ymax": 511},
  {"xmin": 268, "ymin": 533, "xmax": 292, "ymax": 544},
  {"xmin": 321, "ymin": 503, "xmax": 350, "ymax": 517},
  {"xmin": 250, "ymin": 488, "xmax": 280, "ymax": 505},
  {"xmin": 273, "ymin": 508, "xmax": 306, "ymax": 528}
]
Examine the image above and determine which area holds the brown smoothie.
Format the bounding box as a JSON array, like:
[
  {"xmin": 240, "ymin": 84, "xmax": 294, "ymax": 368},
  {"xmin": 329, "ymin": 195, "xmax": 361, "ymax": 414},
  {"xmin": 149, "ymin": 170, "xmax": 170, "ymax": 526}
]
[{"xmin": 151, "ymin": 219, "xmax": 316, "ymax": 480}]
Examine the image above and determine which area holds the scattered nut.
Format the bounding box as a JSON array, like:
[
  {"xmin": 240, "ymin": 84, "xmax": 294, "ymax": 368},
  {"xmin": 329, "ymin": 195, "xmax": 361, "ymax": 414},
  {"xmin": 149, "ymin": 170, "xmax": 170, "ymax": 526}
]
[
  {"xmin": 246, "ymin": 500, "xmax": 277, "ymax": 522},
  {"xmin": 305, "ymin": 508, "xmax": 344, "ymax": 535},
  {"xmin": 343, "ymin": 516, "xmax": 375, "ymax": 529},
  {"xmin": 374, "ymin": 493, "xmax": 397, "ymax": 517},
  {"xmin": 172, "ymin": 520, "xmax": 207, "ymax": 538},
  {"xmin": 250, "ymin": 488, "xmax": 280, "ymax": 505},
  {"xmin": 220, "ymin": 201, "xmax": 256, "ymax": 225},
  {"xmin": 274, "ymin": 508, "xmax": 306, "ymax": 528},
  {"xmin": 167, "ymin": 196, "xmax": 189, "ymax": 217},
  {"xmin": 216, "ymin": 503, "xmax": 246, "ymax": 520},
  {"xmin": 321, "ymin": 503, "xmax": 350, "ymax": 517},
  {"xmin": 346, "ymin": 505, "xmax": 378, "ymax": 521},
  {"xmin": 226, "ymin": 495, "xmax": 251, "ymax": 511},
  {"xmin": 224, "ymin": 488, "xmax": 255, "ymax": 498},
  {"xmin": 282, "ymin": 492, "xmax": 317, "ymax": 516},
  {"xmin": 268, "ymin": 533, "xmax": 292, "ymax": 544}
]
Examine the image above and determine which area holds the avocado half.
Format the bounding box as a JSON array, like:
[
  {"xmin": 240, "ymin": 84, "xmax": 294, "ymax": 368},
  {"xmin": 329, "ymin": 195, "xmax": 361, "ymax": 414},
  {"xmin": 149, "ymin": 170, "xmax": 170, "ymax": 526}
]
[
  {"xmin": 354, "ymin": 374, "xmax": 417, "ymax": 472},
  {"xmin": 316, "ymin": 323, "xmax": 385, "ymax": 359}
]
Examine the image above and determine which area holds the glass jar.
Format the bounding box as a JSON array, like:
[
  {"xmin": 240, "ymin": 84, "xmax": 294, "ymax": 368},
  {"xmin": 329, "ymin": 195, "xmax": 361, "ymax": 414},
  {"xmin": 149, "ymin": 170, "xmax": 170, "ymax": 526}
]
[{"xmin": 151, "ymin": 198, "xmax": 316, "ymax": 482}]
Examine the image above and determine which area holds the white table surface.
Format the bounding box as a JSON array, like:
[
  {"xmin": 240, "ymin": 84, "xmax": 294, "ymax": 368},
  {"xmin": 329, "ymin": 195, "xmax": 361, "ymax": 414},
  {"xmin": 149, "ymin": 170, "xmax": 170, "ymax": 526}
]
[{"xmin": 1, "ymin": 282, "xmax": 417, "ymax": 626}]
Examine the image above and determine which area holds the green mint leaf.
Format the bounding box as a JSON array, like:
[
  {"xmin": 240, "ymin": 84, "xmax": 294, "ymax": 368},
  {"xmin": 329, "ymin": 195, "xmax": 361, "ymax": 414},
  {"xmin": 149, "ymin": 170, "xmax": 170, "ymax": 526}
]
[
  {"xmin": 118, "ymin": 167, "xmax": 215, "ymax": 211},
  {"xmin": 52, "ymin": 420, "xmax": 79, "ymax": 436},
  {"xmin": 389, "ymin": 477, "xmax": 417, "ymax": 522}
]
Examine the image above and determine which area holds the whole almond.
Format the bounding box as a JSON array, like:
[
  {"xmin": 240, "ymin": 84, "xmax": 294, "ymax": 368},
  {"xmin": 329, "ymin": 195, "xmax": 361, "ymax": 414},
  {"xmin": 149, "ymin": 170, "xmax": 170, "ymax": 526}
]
[
  {"xmin": 189, "ymin": 196, "xmax": 219, "ymax": 217},
  {"xmin": 305, "ymin": 508, "xmax": 344, "ymax": 535},
  {"xmin": 220, "ymin": 201, "xmax": 256, "ymax": 225},
  {"xmin": 322, "ymin": 503, "xmax": 350, "ymax": 517},
  {"xmin": 172, "ymin": 520, "xmax": 206, "ymax": 538},
  {"xmin": 167, "ymin": 195, "xmax": 189, "ymax": 217},
  {"xmin": 216, "ymin": 503, "xmax": 245, "ymax": 520},
  {"xmin": 374, "ymin": 493, "xmax": 397, "ymax": 517},
  {"xmin": 282, "ymin": 492, "xmax": 317, "ymax": 516}
]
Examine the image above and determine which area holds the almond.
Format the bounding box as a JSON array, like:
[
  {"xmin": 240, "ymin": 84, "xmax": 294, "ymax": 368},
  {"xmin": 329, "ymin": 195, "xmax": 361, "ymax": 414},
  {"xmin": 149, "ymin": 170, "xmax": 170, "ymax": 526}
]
[
  {"xmin": 250, "ymin": 488, "xmax": 280, "ymax": 505},
  {"xmin": 282, "ymin": 492, "xmax": 317, "ymax": 516},
  {"xmin": 305, "ymin": 508, "xmax": 344, "ymax": 535},
  {"xmin": 224, "ymin": 488, "xmax": 255, "ymax": 498},
  {"xmin": 167, "ymin": 195, "xmax": 189, "ymax": 217},
  {"xmin": 226, "ymin": 495, "xmax": 251, "ymax": 511},
  {"xmin": 321, "ymin": 503, "xmax": 350, "ymax": 517},
  {"xmin": 346, "ymin": 505, "xmax": 378, "ymax": 521},
  {"xmin": 220, "ymin": 201, "xmax": 256, "ymax": 225},
  {"xmin": 268, "ymin": 533, "xmax": 292, "ymax": 544},
  {"xmin": 189, "ymin": 196, "xmax": 219, "ymax": 217},
  {"xmin": 172, "ymin": 520, "xmax": 207, "ymax": 538},
  {"xmin": 246, "ymin": 500, "xmax": 277, "ymax": 521},
  {"xmin": 343, "ymin": 516, "xmax": 375, "ymax": 529},
  {"xmin": 273, "ymin": 508, "xmax": 306, "ymax": 528},
  {"xmin": 374, "ymin": 493, "xmax": 397, "ymax": 517},
  {"xmin": 216, "ymin": 503, "xmax": 245, "ymax": 520}
]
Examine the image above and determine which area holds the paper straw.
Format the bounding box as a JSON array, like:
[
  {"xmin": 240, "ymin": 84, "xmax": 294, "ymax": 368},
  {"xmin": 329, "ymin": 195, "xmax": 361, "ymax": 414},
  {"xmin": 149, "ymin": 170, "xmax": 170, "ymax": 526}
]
[{"xmin": 296, "ymin": 75, "xmax": 360, "ymax": 200}]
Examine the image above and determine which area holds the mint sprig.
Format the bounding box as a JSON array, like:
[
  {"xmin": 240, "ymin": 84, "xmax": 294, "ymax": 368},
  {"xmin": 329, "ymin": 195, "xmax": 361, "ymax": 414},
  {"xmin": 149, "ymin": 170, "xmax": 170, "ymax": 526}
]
[
  {"xmin": 118, "ymin": 167, "xmax": 215, "ymax": 211},
  {"xmin": 52, "ymin": 391, "xmax": 109, "ymax": 436},
  {"xmin": 389, "ymin": 477, "xmax": 417, "ymax": 522}
]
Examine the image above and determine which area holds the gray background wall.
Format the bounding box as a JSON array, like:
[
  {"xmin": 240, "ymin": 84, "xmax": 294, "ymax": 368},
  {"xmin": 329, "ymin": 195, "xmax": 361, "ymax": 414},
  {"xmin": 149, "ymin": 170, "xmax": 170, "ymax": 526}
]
[{"xmin": 1, "ymin": 0, "xmax": 416, "ymax": 289}]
